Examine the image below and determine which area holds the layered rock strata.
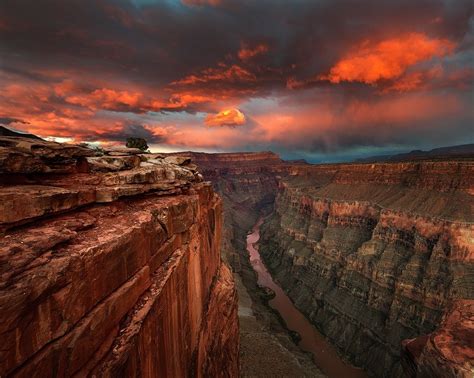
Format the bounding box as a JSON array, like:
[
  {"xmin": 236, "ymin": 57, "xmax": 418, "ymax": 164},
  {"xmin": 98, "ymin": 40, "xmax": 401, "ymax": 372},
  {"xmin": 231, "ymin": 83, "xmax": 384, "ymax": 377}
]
[
  {"xmin": 0, "ymin": 138, "xmax": 239, "ymax": 377},
  {"xmin": 402, "ymin": 300, "xmax": 474, "ymax": 377},
  {"xmin": 258, "ymin": 163, "xmax": 474, "ymax": 377},
  {"xmin": 182, "ymin": 152, "xmax": 473, "ymax": 377},
  {"xmin": 173, "ymin": 152, "xmax": 324, "ymax": 375}
]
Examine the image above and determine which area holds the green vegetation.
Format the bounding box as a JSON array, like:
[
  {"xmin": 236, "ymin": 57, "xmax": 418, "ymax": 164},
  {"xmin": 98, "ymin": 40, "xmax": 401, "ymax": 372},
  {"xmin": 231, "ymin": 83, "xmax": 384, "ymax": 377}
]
[{"xmin": 126, "ymin": 137, "xmax": 149, "ymax": 152}]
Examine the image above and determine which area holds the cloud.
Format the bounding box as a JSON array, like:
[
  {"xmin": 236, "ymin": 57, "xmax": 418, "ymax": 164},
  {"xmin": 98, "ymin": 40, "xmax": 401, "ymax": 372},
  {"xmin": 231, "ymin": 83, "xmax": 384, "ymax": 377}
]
[
  {"xmin": 89, "ymin": 123, "xmax": 167, "ymax": 143},
  {"xmin": 320, "ymin": 33, "xmax": 455, "ymax": 85},
  {"xmin": 382, "ymin": 65, "xmax": 444, "ymax": 92},
  {"xmin": 65, "ymin": 88, "xmax": 144, "ymax": 111},
  {"xmin": 0, "ymin": 0, "xmax": 472, "ymax": 158},
  {"xmin": 181, "ymin": 0, "xmax": 222, "ymax": 6},
  {"xmin": 55, "ymin": 81, "xmax": 225, "ymax": 114},
  {"xmin": 172, "ymin": 64, "xmax": 257, "ymax": 85},
  {"xmin": 205, "ymin": 108, "xmax": 246, "ymax": 127},
  {"xmin": 238, "ymin": 43, "xmax": 269, "ymax": 61},
  {"xmin": 0, "ymin": 117, "xmax": 29, "ymax": 125},
  {"xmin": 253, "ymin": 91, "xmax": 470, "ymax": 154}
]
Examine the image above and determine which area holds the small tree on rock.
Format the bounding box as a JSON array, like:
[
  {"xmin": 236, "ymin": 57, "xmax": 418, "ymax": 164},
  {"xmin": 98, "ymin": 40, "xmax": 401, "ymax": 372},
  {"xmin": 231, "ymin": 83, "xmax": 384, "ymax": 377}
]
[{"xmin": 126, "ymin": 137, "xmax": 149, "ymax": 152}]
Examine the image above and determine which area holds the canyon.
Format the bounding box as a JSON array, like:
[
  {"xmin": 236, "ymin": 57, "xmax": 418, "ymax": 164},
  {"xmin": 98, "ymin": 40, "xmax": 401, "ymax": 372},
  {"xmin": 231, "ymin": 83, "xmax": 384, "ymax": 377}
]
[
  {"xmin": 1, "ymin": 137, "xmax": 473, "ymax": 377},
  {"xmin": 189, "ymin": 151, "xmax": 474, "ymax": 377}
]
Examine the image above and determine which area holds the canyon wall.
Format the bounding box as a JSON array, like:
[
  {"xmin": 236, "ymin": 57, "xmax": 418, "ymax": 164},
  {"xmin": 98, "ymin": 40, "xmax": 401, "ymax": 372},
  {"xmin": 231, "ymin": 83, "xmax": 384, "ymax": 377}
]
[
  {"xmin": 186, "ymin": 152, "xmax": 473, "ymax": 377},
  {"xmin": 258, "ymin": 162, "xmax": 473, "ymax": 377},
  {"xmin": 182, "ymin": 152, "xmax": 286, "ymax": 269},
  {"xmin": 181, "ymin": 152, "xmax": 325, "ymax": 376},
  {"xmin": 0, "ymin": 137, "xmax": 239, "ymax": 377}
]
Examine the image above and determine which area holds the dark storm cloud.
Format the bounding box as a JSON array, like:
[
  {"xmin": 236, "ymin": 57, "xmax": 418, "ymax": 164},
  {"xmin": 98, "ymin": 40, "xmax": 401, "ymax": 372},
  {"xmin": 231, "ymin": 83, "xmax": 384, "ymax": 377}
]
[
  {"xmin": 1, "ymin": 0, "xmax": 471, "ymax": 89},
  {"xmin": 0, "ymin": 117, "xmax": 28, "ymax": 125},
  {"xmin": 82, "ymin": 123, "xmax": 166, "ymax": 143},
  {"xmin": 0, "ymin": 0, "xmax": 472, "ymax": 155}
]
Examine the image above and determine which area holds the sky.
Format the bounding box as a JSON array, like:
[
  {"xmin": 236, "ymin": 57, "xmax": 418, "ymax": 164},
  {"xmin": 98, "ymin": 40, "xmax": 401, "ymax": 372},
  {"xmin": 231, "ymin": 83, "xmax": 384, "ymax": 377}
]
[{"xmin": 0, "ymin": 0, "xmax": 473, "ymax": 162}]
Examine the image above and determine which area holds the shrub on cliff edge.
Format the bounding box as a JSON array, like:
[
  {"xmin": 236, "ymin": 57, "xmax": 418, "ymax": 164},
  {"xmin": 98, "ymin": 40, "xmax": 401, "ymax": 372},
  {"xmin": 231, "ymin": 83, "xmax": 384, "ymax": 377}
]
[{"xmin": 126, "ymin": 137, "xmax": 149, "ymax": 152}]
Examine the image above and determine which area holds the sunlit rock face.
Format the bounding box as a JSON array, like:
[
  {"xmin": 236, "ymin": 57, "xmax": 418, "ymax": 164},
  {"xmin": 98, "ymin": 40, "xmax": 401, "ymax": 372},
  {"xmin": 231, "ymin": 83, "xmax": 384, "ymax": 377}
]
[
  {"xmin": 187, "ymin": 152, "xmax": 473, "ymax": 378},
  {"xmin": 0, "ymin": 137, "xmax": 239, "ymax": 377},
  {"xmin": 402, "ymin": 300, "xmax": 474, "ymax": 377}
]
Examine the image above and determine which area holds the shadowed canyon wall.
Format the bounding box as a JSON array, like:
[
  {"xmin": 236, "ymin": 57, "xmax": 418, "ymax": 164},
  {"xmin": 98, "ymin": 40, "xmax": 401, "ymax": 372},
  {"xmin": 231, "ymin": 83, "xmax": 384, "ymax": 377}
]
[
  {"xmin": 186, "ymin": 152, "xmax": 473, "ymax": 377},
  {"xmin": 0, "ymin": 137, "xmax": 239, "ymax": 377},
  {"xmin": 183, "ymin": 152, "xmax": 326, "ymax": 376},
  {"xmin": 259, "ymin": 163, "xmax": 473, "ymax": 377}
]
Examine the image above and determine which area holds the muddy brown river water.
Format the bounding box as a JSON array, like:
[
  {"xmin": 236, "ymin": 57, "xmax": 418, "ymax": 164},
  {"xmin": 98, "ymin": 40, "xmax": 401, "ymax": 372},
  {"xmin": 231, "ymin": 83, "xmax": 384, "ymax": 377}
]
[{"xmin": 247, "ymin": 218, "xmax": 366, "ymax": 378}]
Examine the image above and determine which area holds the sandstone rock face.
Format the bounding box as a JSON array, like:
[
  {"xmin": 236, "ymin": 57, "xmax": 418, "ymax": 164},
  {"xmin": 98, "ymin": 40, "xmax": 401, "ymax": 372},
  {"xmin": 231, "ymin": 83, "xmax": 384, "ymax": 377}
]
[
  {"xmin": 189, "ymin": 152, "xmax": 473, "ymax": 377},
  {"xmin": 172, "ymin": 152, "xmax": 326, "ymax": 375},
  {"xmin": 402, "ymin": 300, "xmax": 474, "ymax": 377},
  {"xmin": 0, "ymin": 138, "xmax": 239, "ymax": 377},
  {"xmin": 0, "ymin": 136, "xmax": 95, "ymax": 174},
  {"xmin": 258, "ymin": 165, "xmax": 474, "ymax": 377}
]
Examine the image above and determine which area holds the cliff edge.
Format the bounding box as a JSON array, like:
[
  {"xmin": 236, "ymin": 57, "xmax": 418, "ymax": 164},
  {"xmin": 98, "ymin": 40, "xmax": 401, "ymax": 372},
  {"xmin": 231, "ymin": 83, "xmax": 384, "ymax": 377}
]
[{"xmin": 0, "ymin": 137, "xmax": 239, "ymax": 377}]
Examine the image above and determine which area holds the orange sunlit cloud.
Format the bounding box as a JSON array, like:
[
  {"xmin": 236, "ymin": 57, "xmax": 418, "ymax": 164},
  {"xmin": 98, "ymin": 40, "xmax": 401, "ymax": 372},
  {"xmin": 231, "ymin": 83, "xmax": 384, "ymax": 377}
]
[
  {"xmin": 173, "ymin": 64, "xmax": 256, "ymax": 85},
  {"xmin": 205, "ymin": 108, "xmax": 246, "ymax": 127},
  {"xmin": 257, "ymin": 96, "xmax": 448, "ymax": 136},
  {"xmin": 55, "ymin": 80, "xmax": 233, "ymax": 113},
  {"xmin": 161, "ymin": 92, "xmax": 466, "ymax": 152},
  {"xmin": 240, "ymin": 92, "xmax": 466, "ymax": 154},
  {"xmin": 321, "ymin": 33, "xmax": 455, "ymax": 85},
  {"xmin": 382, "ymin": 65, "xmax": 444, "ymax": 93},
  {"xmin": 238, "ymin": 43, "xmax": 269, "ymax": 61},
  {"xmin": 65, "ymin": 88, "xmax": 143, "ymax": 110},
  {"xmin": 1, "ymin": 0, "xmax": 472, "ymax": 159}
]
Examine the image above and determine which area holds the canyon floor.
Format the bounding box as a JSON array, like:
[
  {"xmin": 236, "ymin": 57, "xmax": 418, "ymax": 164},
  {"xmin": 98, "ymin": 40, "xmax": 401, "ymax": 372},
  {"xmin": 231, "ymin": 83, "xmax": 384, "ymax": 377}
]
[{"xmin": 235, "ymin": 260, "xmax": 326, "ymax": 377}]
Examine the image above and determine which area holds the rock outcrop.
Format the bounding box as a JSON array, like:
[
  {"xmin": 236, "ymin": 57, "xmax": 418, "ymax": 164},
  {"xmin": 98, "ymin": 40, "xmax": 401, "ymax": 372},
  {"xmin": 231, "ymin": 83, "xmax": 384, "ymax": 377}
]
[
  {"xmin": 0, "ymin": 137, "xmax": 239, "ymax": 377},
  {"xmin": 402, "ymin": 300, "xmax": 474, "ymax": 377}
]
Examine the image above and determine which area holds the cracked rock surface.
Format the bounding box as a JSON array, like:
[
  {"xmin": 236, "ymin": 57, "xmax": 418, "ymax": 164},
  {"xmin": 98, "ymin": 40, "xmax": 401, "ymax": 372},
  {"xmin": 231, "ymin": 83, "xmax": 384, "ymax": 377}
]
[{"xmin": 0, "ymin": 138, "xmax": 239, "ymax": 377}]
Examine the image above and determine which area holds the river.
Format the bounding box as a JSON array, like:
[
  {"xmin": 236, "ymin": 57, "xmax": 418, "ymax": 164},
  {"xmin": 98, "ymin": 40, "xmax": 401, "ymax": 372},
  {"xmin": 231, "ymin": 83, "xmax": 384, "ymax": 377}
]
[{"xmin": 247, "ymin": 218, "xmax": 366, "ymax": 378}]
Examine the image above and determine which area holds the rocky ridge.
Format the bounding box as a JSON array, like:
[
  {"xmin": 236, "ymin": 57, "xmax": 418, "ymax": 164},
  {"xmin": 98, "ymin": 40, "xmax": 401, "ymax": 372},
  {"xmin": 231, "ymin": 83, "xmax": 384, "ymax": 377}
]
[{"xmin": 0, "ymin": 137, "xmax": 239, "ymax": 377}]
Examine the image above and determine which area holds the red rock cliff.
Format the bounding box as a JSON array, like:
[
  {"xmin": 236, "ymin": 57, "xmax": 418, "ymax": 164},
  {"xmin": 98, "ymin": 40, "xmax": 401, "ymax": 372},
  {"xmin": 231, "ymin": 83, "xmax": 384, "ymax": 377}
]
[
  {"xmin": 258, "ymin": 161, "xmax": 473, "ymax": 377},
  {"xmin": 0, "ymin": 137, "xmax": 239, "ymax": 377}
]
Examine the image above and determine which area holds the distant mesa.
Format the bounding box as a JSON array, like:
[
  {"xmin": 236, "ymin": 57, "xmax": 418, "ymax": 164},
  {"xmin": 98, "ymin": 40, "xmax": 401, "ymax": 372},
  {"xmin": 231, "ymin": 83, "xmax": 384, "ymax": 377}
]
[
  {"xmin": 285, "ymin": 158, "xmax": 309, "ymax": 165},
  {"xmin": 0, "ymin": 125, "xmax": 43, "ymax": 140},
  {"xmin": 355, "ymin": 144, "xmax": 474, "ymax": 162}
]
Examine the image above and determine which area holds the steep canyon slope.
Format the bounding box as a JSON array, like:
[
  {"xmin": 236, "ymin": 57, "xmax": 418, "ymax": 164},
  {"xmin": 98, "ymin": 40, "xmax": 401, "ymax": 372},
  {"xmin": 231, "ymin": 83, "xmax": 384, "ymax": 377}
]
[
  {"xmin": 185, "ymin": 152, "xmax": 326, "ymax": 376},
  {"xmin": 0, "ymin": 137, "xmax": 239, "ymax": 377},
  {"xmin": 187, "ymin": 152, "xmax": 473, "ymax": 377},
  {"xmin": 259, "ymin": 163, "xmax": 474, "ymax": 377}
]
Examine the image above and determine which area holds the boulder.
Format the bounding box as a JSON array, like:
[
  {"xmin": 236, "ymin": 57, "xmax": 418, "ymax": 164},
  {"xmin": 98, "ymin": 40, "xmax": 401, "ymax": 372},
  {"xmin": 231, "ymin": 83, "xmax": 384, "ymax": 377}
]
[
  {"xmin": 164, "ymin": 156, "xmax": 192, "ymax": 166},
  {"xmin": 103, "ymin": 146, "xmax": 143, "ymax": 155}
]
